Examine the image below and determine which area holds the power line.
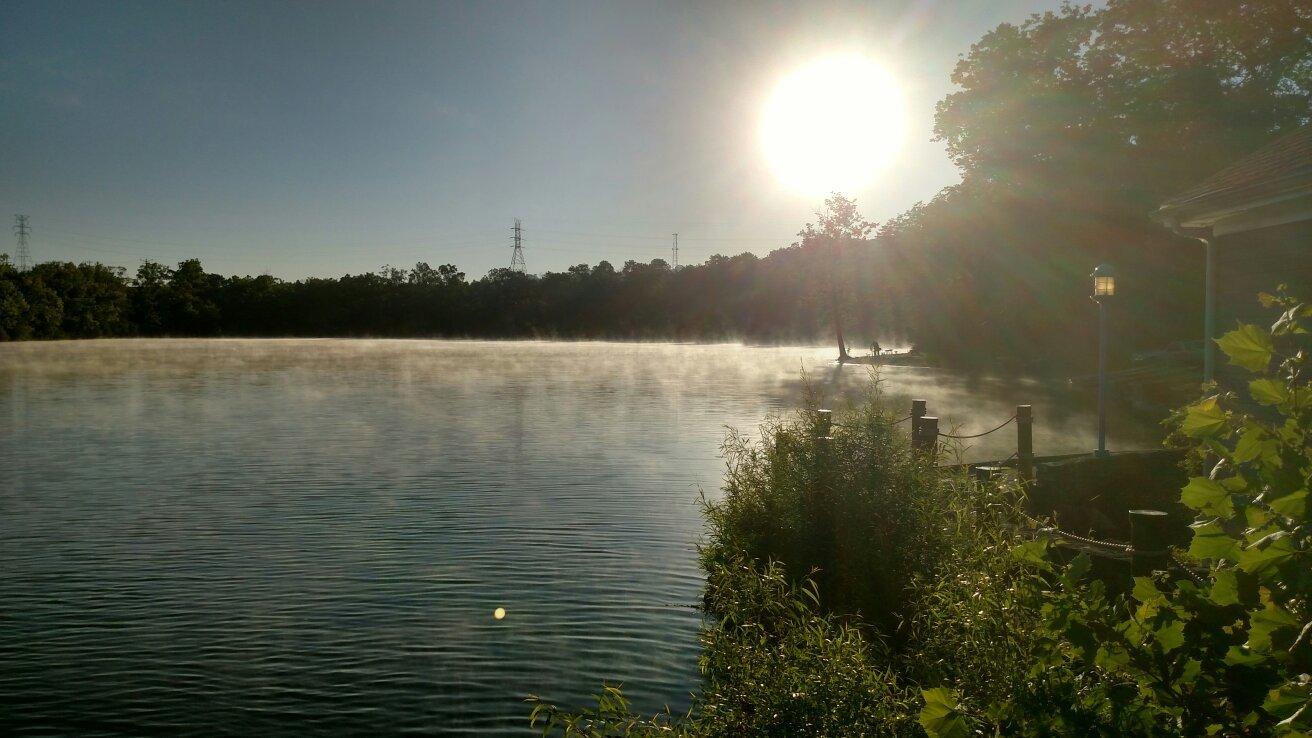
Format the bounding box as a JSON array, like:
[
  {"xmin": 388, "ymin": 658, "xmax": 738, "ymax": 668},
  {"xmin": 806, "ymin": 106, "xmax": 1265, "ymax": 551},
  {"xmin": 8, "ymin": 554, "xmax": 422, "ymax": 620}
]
[
  {"xmin": 510, "ymin": 218, "xmax": 526, "ymax": 273},
  {"xmin": 13, "ymin": 215, "xmax": 30, "ymax": 271},
  {"xmin": 32, "ymin": 218, "xmax": 784, "ymax": 263},
  {"xmin": 533, "ymin": 226, "xmax": 787, "ymax": 244},
  {"xmin": 19, "ymin": 215, "xmax": 790, "ymax": 276}
]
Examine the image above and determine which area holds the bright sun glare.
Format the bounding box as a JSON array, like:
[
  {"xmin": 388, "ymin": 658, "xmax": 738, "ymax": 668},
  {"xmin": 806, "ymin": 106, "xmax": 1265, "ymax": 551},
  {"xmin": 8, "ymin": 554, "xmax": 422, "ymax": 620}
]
[{"xmin": 762, "ymin": 55, "xmax": 907, "ymax": 196}]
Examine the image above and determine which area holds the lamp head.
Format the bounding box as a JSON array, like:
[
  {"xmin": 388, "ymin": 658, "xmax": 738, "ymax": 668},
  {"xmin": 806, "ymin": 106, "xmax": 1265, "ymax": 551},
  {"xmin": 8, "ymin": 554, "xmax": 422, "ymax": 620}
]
[{"xmin": 1091, "ymin": 263, "xmax": 1115, "ymax": 298}]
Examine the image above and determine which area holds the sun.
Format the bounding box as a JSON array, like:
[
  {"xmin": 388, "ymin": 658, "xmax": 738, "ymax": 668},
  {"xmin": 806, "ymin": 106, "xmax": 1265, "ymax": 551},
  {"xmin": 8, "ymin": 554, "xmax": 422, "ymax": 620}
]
[{"xmin": 761, "ymin": 55, "xmax": 907, "ymax": 196}]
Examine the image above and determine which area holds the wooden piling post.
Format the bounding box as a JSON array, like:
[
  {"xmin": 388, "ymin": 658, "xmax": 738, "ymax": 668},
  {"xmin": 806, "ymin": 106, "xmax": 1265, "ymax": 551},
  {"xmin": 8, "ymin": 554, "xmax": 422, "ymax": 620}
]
[
  {"xmin": 814, "ymin": 408, "xmax": 833, "ymax": 439},
  {"xmin": 813, "ymin": 409, "xmax": 835, "ymax": 460},
  {"xmin": 810, "ymin": 410, "xmax": 836, "ymax": 582},
  {"xmin": 914, "ymin": 416, "xmax": 939, "ymax": 456},
  {"xmin": 911, "ymin": 399, "xmax": 927, "ymax": 440},
  {"xmin": 1016, "ymin": 404, "xmax": 1034, "ymax": 484},
  {"xmin": 1129, "ymin": 509, "xmax": 1170, "ymax": 576}
]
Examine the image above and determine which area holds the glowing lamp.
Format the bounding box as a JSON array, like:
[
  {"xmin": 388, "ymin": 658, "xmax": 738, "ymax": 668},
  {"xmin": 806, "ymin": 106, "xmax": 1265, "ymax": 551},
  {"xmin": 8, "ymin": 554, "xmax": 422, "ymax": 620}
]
[
  {"xmin": 1091, "ymin": 264, "xmax": 1115, "ymax": 298},
  {"xmin": 1090, "ymin": 263, "xmax": 1116, "ymax": 457}
]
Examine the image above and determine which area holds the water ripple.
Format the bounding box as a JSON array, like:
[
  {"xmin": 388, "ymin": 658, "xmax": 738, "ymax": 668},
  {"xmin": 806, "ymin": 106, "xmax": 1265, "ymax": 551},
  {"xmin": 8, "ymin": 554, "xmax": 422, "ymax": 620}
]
[
  {"xmin": 0, "ymin": 339, "xmax": 1156, "ymax": 735},
  {"xmin": 0, "ymin": 339, "xmax": 839, "ymax": 736}
]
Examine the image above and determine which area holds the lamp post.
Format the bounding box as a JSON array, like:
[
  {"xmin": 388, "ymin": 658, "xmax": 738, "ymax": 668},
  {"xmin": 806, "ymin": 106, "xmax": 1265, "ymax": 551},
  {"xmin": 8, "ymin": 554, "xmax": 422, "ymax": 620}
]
[{"xmin": 1091, "ymin": 264, "xmax": 1115, "ymax": 458}]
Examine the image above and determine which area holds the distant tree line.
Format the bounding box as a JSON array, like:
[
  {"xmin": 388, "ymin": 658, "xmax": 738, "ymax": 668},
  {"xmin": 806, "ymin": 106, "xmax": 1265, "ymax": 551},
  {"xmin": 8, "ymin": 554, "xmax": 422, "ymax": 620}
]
[
  {"xmin": 3, "ymin": 0, "xmax": 1308, "ymax": 372},
  {"xmin": 0, "ymin": 241, "xmax": 896, "ymax": 345}
]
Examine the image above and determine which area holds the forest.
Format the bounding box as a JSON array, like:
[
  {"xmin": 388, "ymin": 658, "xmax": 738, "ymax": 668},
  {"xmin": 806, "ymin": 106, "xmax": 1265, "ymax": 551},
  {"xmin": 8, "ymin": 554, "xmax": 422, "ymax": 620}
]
[{"xmin": 3, "ymin": 0, "xmax": 1308, "ymax": 373}]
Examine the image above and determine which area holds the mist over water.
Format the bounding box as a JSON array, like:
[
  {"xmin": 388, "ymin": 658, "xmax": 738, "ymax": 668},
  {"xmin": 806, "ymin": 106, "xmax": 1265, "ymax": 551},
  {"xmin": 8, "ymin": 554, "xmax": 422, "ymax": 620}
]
[{"xmin": 0, "ymin": 339, "xmax": 1161, "ymax": 735}]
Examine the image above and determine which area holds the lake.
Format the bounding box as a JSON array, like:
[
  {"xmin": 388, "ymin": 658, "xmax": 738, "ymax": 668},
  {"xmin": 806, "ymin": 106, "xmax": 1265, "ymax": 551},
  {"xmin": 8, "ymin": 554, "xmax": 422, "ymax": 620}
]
[{"xmin": 0, "ymin": 339, "xmax": 1164, "ymax": 735}]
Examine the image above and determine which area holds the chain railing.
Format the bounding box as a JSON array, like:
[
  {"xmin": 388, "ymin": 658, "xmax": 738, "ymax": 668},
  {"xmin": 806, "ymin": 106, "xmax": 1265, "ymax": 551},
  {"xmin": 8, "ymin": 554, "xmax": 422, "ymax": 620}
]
[
  {"xmin": 1020, "ymin": 510, "xmax": 1211, "ymax": 583},
  {"xmin": 1169, "ymin": 552, "xmax": 1210, "ymax": 587},
  {"xmin": 1022, "ymin": 511, "xmax": 1130, "ymax": 554}
]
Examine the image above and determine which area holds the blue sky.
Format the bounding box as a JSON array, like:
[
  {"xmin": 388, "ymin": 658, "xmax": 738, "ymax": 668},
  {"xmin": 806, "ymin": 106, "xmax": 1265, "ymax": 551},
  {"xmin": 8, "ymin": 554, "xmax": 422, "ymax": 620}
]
[{"xmin": 1, "ymin": 0, "xmax": 1059, "ymax": 279}]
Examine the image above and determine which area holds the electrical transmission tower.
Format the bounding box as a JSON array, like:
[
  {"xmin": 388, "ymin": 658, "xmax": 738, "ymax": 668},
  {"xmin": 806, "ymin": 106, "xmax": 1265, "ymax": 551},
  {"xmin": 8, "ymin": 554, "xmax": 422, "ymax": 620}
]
[
  {"xmin": 672, "ymin": 232, "xmax": 679, "ymax": 270},
  {"xmin": 510, "ymin": 218, "xmax": 526, "ymax": 273},
  {"xmin": 13, "ymin": 215, "xmax": 30, "ymax": 271}
]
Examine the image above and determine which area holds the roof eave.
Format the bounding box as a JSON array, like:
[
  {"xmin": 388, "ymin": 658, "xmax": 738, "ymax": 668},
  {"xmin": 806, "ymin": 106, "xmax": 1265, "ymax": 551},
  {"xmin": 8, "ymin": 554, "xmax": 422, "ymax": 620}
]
[{"xmin": 1157, "ymin": 182, "xmax": 1312, "ymax": 231}]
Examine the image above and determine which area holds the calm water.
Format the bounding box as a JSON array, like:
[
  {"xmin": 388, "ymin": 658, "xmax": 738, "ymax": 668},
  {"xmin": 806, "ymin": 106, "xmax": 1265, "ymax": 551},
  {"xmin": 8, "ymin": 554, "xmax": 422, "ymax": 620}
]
[{"xmin": 0, "ymin": 339, "xmax": 1162, "ymax": 735}]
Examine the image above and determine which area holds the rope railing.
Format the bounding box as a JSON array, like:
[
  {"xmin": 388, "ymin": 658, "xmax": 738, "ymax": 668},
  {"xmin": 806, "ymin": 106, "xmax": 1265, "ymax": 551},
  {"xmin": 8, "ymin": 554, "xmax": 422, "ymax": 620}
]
[
  {"xmin": 823, "ymin": 404, "xmax": 1007, "ymax": 433},
  {"xmin": 831, "ymin": 413, "xmax": 913, "ymax": 431},
  {"xmin": 821, "ymin": 400, "xmax": 1204, "ymax": 585},
  {"xmin": 938, "ymin": 414, "xmax": 1016, "ymax": 440}
]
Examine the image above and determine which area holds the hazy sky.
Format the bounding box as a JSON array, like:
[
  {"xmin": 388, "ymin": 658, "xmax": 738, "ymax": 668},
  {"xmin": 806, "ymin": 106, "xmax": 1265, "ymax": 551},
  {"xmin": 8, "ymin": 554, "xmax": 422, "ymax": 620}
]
[{"xmin": 1, "ymin": 0, "xmax": 1061, "ymax": 279}]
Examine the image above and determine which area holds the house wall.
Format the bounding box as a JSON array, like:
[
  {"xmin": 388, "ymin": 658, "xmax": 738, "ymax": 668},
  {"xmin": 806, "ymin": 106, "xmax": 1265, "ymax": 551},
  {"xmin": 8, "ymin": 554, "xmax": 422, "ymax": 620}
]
[{"xmin": 1214, "ymin": 218, "xmax": 1312, "ymax": 329}]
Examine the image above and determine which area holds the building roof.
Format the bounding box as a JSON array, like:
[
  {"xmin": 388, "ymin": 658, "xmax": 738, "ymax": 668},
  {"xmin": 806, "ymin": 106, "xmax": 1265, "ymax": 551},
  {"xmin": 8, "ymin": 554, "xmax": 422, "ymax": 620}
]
[{"xmin": 1157, "ymin": 125, "xmax": 1312, "ymax": 232}]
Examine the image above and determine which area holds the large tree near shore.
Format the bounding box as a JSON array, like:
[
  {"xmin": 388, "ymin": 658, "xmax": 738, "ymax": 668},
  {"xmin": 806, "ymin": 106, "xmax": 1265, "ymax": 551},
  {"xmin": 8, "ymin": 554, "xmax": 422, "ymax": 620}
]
[
  {"xmin": 935, "ymin": 0, "xmax": 1312, "ymax": 210},
  {"xmin": 797, "ymin": 194, "xmax": 876, "ymax": 362},
  {"xmin": 882, "ymin": 0, "xmax": 1312, "ymax": 368}
]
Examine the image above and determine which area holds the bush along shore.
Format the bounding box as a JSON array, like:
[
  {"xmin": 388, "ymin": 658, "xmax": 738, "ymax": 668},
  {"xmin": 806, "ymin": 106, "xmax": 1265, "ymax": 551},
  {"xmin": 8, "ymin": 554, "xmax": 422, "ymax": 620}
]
[{"xmin": 528, "ymin": 288, "xmax": 1312, "ymax": 736}]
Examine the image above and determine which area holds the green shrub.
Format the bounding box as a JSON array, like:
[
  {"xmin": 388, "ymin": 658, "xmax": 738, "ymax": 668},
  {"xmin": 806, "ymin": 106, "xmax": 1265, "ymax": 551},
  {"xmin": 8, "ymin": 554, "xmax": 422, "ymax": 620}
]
[
  {"xmin": 703, "ymin": 382, "xmax": 941, "ymax": 634},
  {"xmin": 695, "ymin": 555, "xmax": 918, "ymax": 735},
  {"xmin": 927, "ymin": 288, "xmax": 1312, "ymax": 736}
]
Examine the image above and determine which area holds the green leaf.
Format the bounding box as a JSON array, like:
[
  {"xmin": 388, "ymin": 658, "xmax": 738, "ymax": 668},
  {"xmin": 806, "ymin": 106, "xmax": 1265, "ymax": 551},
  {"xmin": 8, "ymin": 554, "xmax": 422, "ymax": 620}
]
[
  {"xmin": 1246, "ymin": 503, "xmax": 1272, "ymax": 529},
  {"xmin": 1182, "ymin": 476, "xmax": 1235, "ymax": 517},
  {"xmin": 1235, "ymin": 424, "xmax": 1278, "ymax": 466},
  {"xmin": 1134, "ymin": 598, "xmax": 1162, "ymax": 622},
  {"xmin": 919, "ymin": 688, "xmax": 970, "ymax": 738},
  {"xmin": 1012, "ymin": 539, "xmax": 1051, "ymax": 570},
  {"xmin": 1210, "ymin": 570, "xmax": 1240, "ymax": 606},
  {"xmin": 1181, "ymin": 658, "xmax": 1202, "ymax": 683},
  {"xmin": 1272, "ymin": 303, "xmax": 1311, "ymax": 335},
  {"xmin": 1248, "ymin": 603, "xmax": 1300, "ymax": 652},
  {"xmin": 1064, "ymin": 619, "xmax": 1098, "ymax": 661},
  {"xmin": 1224, "ymin": 645, "xmax": 1268, "ymax": 666},
  {"xmin": 1060, "ymin": 554, "xmax": 1091, "ymax": 583},
  {"xmin": 1190, "ymin": 521, "xmax": 1240, "ymax": 562},
  {"xmin": 1217, "ymin": 323, "xmax": 1275, "ymax": 373},
  {"xmin": 1277, "ymin": 418, "xmax": 1304, "ymax": 444},
  {"xmin": 1155, "ymin": 621, "xmax": 1186, "ymax": 653},
  {"xmin": 1276, "ymin": 718, "xmax": 1312, "ymax": 734},
  {"xmin": 1222, "ymin": 474, "xmax": 1250, "ymax": 492},
  {"xmin": 1264, "ymin": 683, "xmax": 1311, "ymax": 720},
  {"xmin": 1181, "ymin": 397, "xmax": 1229, "ymax": 438},
  {"xmin": 1251, "ymin": 378, "xmax": 1290, "ymax": 406},
  {"xmin": 1269, "ymin": 489, "xmax": 1309, "ymax": 520},
  {"xmin": 1133, "ymin": 576, "xmax": 1164, "ymax": 604},
  {"xmin": 1095, "ymin": 644, "xmax": 1130, "ymax": 670},
  {"xmin": 1239, "ymin": 535, "xmax": 1297, "ymax": 580}
]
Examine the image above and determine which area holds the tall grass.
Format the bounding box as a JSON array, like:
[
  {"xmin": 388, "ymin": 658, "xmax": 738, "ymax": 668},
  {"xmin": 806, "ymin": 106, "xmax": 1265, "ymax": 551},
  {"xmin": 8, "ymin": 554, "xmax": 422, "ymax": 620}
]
[{"xmin": 703, "ymin": 381, "xmax": 937, "ymax": 635}]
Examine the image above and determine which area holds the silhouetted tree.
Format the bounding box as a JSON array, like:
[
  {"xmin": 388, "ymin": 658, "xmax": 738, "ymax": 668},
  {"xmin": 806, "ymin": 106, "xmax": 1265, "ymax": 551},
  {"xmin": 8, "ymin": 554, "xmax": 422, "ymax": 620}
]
[{"xmin": 797, "ymin": 194, "xmax": 876, "ymax": 361}]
